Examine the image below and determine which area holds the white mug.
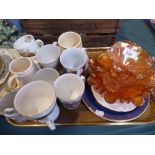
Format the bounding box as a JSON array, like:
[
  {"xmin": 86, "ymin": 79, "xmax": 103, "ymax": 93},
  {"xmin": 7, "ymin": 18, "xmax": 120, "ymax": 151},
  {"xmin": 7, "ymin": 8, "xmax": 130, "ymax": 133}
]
[
  {"xmin": 13, "ymin": 34, "xmax": 44, "ymax": 57},
  {"xmin": 8, "ymin": 57, "xmax": 38, "ymax": 89},
  {"xmin": 32, "ymin": 68, "xmax": 59, "ymax": 85},
  {"xmin": 36, "ymin": 44, "xmax": 61, "ymax": 68},
  {"xmin": 54, "ymin": 73, "xmax": 85, "ymax": 110},
  {"xmin": 58, "ymin": 31, "xmax": 82, "ymax": 51},
  {"xmin": 4, "ymin": 81, "xmax": 60, "ymax": 131},
  {"xmin": 60, "ymin": 48, "xmax": 87, "ymax": 76}
]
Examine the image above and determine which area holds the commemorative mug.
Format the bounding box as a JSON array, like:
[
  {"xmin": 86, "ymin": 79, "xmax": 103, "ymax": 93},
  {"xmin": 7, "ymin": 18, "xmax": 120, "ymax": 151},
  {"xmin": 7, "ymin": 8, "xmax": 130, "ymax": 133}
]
[
  {"xmin": 60, "ymin": 48, "xmax": 87, "ymax": 76},
  {"xmin": 3, "ymin": 81, "xmax": 60, "ymax": 131},
  {"xmin": 54, "ymin": 73, "xmax": 85, "ymax": 110},
  {"xmin": 13, "ymin": 34, "xmax": 44, "ymax": 57}
]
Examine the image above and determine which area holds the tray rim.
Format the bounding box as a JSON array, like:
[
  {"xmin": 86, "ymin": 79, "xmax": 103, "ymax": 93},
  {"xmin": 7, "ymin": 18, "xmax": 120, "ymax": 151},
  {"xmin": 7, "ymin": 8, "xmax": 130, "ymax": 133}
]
[
  {"xmin": 6, "ymin": 115, "xmax": 155, "ymax": 127},
  {"xmin": 2, "ymin": 47, "xmax": 155, "ymax": 127}
]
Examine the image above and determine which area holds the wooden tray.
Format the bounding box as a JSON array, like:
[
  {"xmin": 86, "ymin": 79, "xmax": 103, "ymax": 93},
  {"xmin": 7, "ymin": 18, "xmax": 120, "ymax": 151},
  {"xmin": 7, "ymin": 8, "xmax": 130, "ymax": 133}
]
[{"xmin": 5, "ymin": 47, "xmax": 155, "ymax": 127}]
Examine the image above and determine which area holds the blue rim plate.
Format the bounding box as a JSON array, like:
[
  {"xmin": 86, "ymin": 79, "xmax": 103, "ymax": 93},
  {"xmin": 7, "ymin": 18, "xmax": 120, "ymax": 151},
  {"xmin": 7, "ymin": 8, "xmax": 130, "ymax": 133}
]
[{"xmin": 82, "ymin": 80, "xmax": 149, "ymax": 122}]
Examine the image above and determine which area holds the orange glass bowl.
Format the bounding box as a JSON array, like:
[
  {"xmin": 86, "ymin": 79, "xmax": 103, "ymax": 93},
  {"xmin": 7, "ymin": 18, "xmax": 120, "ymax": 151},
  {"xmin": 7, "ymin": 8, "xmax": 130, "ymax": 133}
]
[{"xmin": 88, "ymin": 41, "xmax": 155, "ymax": 106}]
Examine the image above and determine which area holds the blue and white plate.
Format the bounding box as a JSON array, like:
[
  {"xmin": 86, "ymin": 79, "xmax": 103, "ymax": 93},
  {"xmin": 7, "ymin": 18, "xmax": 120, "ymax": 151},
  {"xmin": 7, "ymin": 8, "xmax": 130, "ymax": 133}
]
[{"xmin": 82, "ymin": 80, "xmax": 149, "ymax": 122}]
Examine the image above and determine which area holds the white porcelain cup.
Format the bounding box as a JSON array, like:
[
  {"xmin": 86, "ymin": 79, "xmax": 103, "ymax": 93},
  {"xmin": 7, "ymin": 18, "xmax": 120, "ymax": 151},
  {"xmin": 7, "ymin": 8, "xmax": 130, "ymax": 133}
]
[
  {"xmin": 36, "ymin": 44, "xmax": 61, "ymax": 68},
  {"xmin": 4, "ymin": 81, "xmax": 60, "ymax": 131},
  {"xmin": 54, "ymin": 73, "xmax": 85, "ymax": 110},
  {"xmin": 60, "ymin": 48, "xmax": 87, "ymax": 76},
  {"xmin": 32, "ymin": 68, "xmax": 59, "ymax": 85},
  {"xmin": 8, "ymin": 57, "xmax": 38, "ymax": 89},
  {"xmin": 13, "ymin": 34, "xmax": 44, "ymax": 57},
  {"xmin": 58, "ymin": 31, "xmax": 82, "ymax": 51}
]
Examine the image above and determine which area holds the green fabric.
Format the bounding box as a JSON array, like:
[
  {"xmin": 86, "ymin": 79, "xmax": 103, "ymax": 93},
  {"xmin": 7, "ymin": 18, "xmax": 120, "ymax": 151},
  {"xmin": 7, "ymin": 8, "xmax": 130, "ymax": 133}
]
[{"xmin": 117, "ymin": 19, "xmax": 155, "ymax": 56}]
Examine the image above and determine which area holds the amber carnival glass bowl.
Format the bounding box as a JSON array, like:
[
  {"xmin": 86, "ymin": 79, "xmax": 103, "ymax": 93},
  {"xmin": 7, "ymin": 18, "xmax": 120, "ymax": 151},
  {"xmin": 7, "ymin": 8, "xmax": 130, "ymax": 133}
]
[{"xmin": 88, "ymin": 41, "xmax": 155, "ymax": 107}]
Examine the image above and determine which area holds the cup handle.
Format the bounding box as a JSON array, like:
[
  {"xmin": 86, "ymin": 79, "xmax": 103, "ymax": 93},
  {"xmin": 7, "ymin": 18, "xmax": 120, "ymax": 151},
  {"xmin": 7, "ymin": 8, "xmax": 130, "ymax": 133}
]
[
  {"xmin": 3, "ymin": 108, "xmax": 28, "ymax": 122},
  {"xmin": 52, "ymin": 41, "xmax": 58, "ymax": 46},
  {"xmin": 31, "ymin": 57, "xmax": 41, "ymax": 70},
  {"xmin": 76, "ymin": 68, "xmax": 82, "ymax": 76},
  {"xmin": 7, "ymin": 75, "xmax": 21, "ymax": 90},
  {"xmin": 82, "ymin": 48, "xmax": 89, "ymax": 69},
  {"xmin": 3, "ymin": 108, "xmax": 20, "ymax": 119},
  {"xmin": 76, "ymin": 69, "xmax": 85, "ymax": 82},
  {"xmin": 46, "ymin": 119, "xmax": 56, "ymax": 131},
  {"xmin": 36, "ymin": 39, "xmax": 44, "ymax": 48},
  {"xmin": 80, "ymin": 75, "xmax": 85, "ymax": 82}
]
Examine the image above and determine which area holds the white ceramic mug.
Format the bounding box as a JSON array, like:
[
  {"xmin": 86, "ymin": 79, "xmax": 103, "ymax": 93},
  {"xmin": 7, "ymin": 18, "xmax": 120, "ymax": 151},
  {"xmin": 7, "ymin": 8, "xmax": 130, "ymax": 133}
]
[
  {"xmin": 3, "ymin": 81, "xmax": 60, "ymax": 131},
  {"xmin": 36, "ymin": 44, "xmax": 61, "ymax": 68},
  {"xmin": 8, "ymin": 57, "xmax": 38, "ymax": 89},
  {"xmin": 13, "ymin": 34, "xmax": 44, "ymax": 57},
  {"xmin": 58, "ymin": 31, "xmax": 82, "ymax": 51},
  {"xmin": 54, "ymin": 73, "xmax": 85, "ymax": 110},
  {"xmin": 32, "ymin": 68, "xmax": 59, "ymax": 85},
  {"xmin": 60, "ymin": 48, "xmax": 87, "ymax": 76}
]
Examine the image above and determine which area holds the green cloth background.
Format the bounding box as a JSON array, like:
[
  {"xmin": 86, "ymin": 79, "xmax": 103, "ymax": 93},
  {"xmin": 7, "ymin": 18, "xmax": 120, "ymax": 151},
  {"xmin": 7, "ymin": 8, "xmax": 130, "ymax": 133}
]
[
  {"xmin": 117, "ymin": 19, "xmax": 155, "ymax": 56},
  {"xmin": 0, "ymin": 19, "xmax": 155, "ymax": 135}
]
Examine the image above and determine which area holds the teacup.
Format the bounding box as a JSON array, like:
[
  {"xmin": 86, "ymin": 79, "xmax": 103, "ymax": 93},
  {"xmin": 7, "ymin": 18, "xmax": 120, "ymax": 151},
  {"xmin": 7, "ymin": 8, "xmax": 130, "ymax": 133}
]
[
  {"xmin": 58, "ymin": 31, "xmax": 82, "ymax": 51},
  {"xmin": 54, "ymin": 73, "xmax": 85, "ymax": 110},
  {"xmin": 4, "ymin": 81, "xmax": 60, "ymax": 130},
  {"xmin": 13, "ymin": 34, "xmax": 44, "ymax": 57},
  {"xmin": 8, "ymin": 57, "xmax": 37, "ymax": 89},
  {"xmin": 60, "ymin": 48, "xmax": 87, "ymax": 76},
  {"xmin": 36, "ymin": 44, "xmax": 61, "ymax": 68},
  {"xmin": 32, "ymin": 68, "xmax": 59, "ymax": 85}
]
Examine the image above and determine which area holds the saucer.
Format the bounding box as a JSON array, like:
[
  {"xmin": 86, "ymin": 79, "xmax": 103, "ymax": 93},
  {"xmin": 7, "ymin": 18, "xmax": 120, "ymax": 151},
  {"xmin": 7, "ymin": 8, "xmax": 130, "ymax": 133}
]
[{"xmin": 0, "ymin": 52, "xmax": 13, "ymax": 85}]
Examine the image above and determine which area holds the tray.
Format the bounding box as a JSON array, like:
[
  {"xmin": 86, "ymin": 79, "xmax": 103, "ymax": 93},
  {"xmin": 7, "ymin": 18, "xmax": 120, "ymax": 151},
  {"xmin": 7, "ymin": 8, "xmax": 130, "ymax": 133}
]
[{"xmin": 2, "ymin": 47, "xmax": 155, "ymax": 127}]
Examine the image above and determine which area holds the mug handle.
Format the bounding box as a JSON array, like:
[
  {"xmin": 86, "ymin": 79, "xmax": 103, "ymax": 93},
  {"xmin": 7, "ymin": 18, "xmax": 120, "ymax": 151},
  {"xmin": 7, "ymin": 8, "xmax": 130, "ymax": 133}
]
[
  {"xmin": 46, "ymin": 119, "xmax": 56, "ymax": 131},
  {"xmin": 82, "ymin": 48, "xmax": 89, "ymax": 70},
  {"xmin": 77, "ymin": 68, "xmax": 82, "ymax": 76},
  {"xmin": 7, "ymin": 75, "xmax": 21, "ymax": 90},
  {"xmin": 3, "ymin": 108, "xmax": 18, "ymax": 118},
  {"xmin": 3, "ymin": 108, "xmax": 29, "ymax": 122},
  {"xmin": 31, "ymin": 57, "xmax": 41, "ymax": 70},
  {"xmin": 80, "ymin": 75, "xmax": 86, "ymax": 82},
  {"xmin": 36, "ymin": 39, "xmax": 44, "ymax": 48},
  {"xmin": 76, "ymin": 69, "xmax": 85, "ymax": 82},
  {"xmin": 52, "ymin": 41, "xmax": 58, "ymax": 46}
]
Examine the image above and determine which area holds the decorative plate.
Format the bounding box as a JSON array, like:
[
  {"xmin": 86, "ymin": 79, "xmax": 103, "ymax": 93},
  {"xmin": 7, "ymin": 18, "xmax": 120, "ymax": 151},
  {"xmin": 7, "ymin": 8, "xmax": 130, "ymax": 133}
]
[{"xmin": 82, "ymin": 80, "xmax": 149, "ymax": 122}]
